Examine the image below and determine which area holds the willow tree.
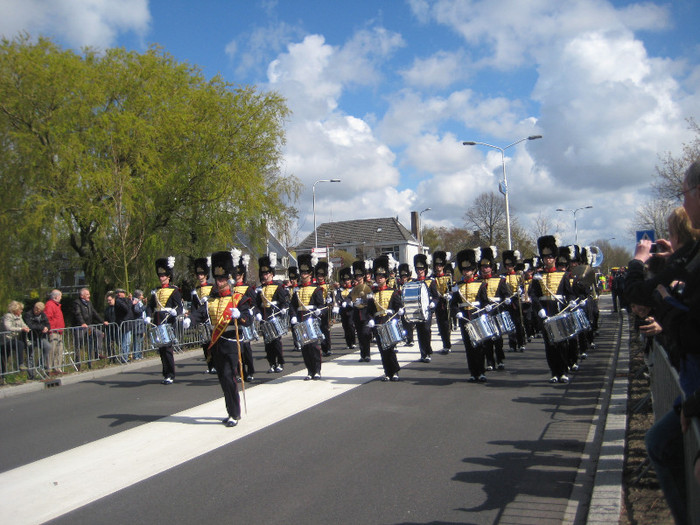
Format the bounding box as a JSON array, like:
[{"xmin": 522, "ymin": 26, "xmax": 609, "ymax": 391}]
[{"xmin": 0, "ymin": 35, "xmax": 298, "ymax": 302}]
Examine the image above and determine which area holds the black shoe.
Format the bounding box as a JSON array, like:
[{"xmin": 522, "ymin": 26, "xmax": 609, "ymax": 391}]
[{"xmin": 322, "ymin": 351, "xmax": 332, "ymax": 357}]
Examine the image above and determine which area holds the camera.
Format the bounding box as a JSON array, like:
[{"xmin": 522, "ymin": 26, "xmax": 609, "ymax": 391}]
[{"xmin": 650, "ymin": 243, "xmax": 658, "ymax": 253}]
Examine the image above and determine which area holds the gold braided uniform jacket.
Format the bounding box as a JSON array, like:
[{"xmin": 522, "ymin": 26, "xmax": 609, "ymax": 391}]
[
  {"xmin": 367, "ymin": 285, "xmax": 402, "ymax": 323},
  {"xmin": 290, "ymin": 282, "xmax": 325, "ymax": 320},
  {"xmin": 147, "ymin": 285, "xmax": 183, "ymax": 325},
  {"xmin": 429, "ymin": 274, "xmax": 453, "ymax": 313},
  {"xmin": 256, "ymin": 281, "xmax": 290, "ymax": 321},
  {"xmin": 528, "ymin": 269, "xmax": 574, "ymax": 317},
  {"xmin": 191, "ymin": 283, "xmax": 213, "ymax": 313},
  {"xmin": 450, "ymin": 278, "xmax": 488, "ymax": 321}
]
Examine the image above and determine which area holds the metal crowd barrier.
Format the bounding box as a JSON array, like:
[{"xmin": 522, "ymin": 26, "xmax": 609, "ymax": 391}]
[
  {"xmin": 648, "ymin": 339, "xmax": 700, "ymax": 525},
  {"xmin": 1, "ymin": 317, "xmax": 207, "ymax": 383}
]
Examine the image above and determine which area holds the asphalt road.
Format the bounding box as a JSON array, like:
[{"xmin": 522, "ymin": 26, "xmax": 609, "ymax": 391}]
[{"xmin": 0, "ymin": 296, "xmax": 618, "ymax": 525}]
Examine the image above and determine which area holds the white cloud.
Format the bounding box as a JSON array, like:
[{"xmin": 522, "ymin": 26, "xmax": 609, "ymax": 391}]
[{"xmin": 0, "ymin": 0, "xmax": 150, "ymax": 49}]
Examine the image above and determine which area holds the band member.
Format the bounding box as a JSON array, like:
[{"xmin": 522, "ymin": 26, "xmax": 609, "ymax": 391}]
[
  {"xmin": 529, "ymin": 235, "xmax": 575, "ymax": 384},
  {"xmin": 289, "ymin": 254, "xmax": 325, "ymax": 379},
  {"xmin": 561, "ymin": 245, "xmax": 594, "ymax": 367},
  {"xmin": 190, "ymin": 251, "xmax": 253, "ymax": 427},
  {"xmin": 191, "ymin": 256, "xmax": 215, "ymax": 374},
  {"xmin": 412, "ymin": 254, "xmax": 434, "ymax": 363},
  {"xmin": 367, "ymin": 256, "xmax": 403, "ymax": 381},
  {"xmin": 315, "ymin": 261, "xmax": 333, "ymax": 357},
  {"xmin": 256, "ymin": 253, "xmax": 289, "ymax": 373},
  {"xmin": 576, "ymin": 246, "xmax": 599, "ymax": 346},
  {"xmin": 430, "ymin": 250, "xmax": 453, "ymax": 354},
  {"xmin": 147, "ymin": 257, "xmax": 183, "ymax": 384},
  {"xmin": 350, "ymin": 260, "xmax": 373, "ymax": 362},
  {"xmin": 479, "ymin": 247, "xmax": 509, "ymax": 370},
  {"xmin": 397, "ymin": 263, "xmax": 415, "ymax": 347},
  {"xmin": 287, "ymin": 266, "xmax": 301, "ymax": 351},
  {"xmin": 231, "ymin": 249, "xmax": 257, "ymax": 382},
  {"xmin": 451, "ymin": 249, "xmax": 489, "ymax": 382},
  {"xmin": 519, "ymin": 259, "xmax": 536, "ymax": 342},
  {"xmin": 501, "ymin": 250, "xmax": 526, "ymax": 353},
  {"xmin": 335, "ymin": 267, "xmax": 356, "ymax": 349}
]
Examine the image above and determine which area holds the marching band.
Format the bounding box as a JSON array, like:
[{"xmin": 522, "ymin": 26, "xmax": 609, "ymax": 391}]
[{"xmin": 148, "ymin": 236, "xmax": 599, "ymax": 427}]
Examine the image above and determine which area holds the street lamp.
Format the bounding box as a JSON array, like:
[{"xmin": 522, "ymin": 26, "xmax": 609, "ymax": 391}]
[
  {"xmin": 463, "ymin": 135, "xmax": 542, "ymax": 250},
  {"xmin": 313, "ymin": 179, "xmax": 341, "ymax": 250},
  {"xmin": 556, "ymin": 205, "xmax": 593, "ymax": 244},
  {"xmin": 419, "ymin": 207, "xmax": 431, "ymax": 253}
]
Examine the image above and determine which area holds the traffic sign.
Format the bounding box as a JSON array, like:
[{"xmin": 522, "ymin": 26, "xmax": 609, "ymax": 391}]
[
  {"xmin": 636, "ymin": 230, "xmax": 656, "ymax": 243},
  {"xmin": 312, "ymin": 247, "xmax": 327, "ymax": 257}
]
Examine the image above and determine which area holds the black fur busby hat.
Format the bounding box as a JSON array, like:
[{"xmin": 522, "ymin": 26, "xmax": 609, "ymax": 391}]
[
  {"xmin": 194, "ymin": 257, "xmax": 210, "ymax": 277},
  {"xmin": 155, "ymin": 257, "xmax": 175, "ymax": 278},
  {"xmin": 414, "ymin": 253, "xmax": 428, "ymax": 271},
  {"xmin": 502, "ymin": 250, "xmax": 520, "ymax": 266},
  {"xmin": 456, "ymin": 249, "xmax": 477, "ymax": 272},
  {"xmin": 211, "ymin": 251, "xmax": 234, "ymax": 279},
  {"xmin": 258, "ymin": 255, "xmax": 273, "ymax": 276},
  {"xmin": 372, "ymin": 255, "xmax": 390, "ymax": 277},
  {"xmin": 288, "ymin": 266, "xmax": 299, "ymax": 280},
  {"xmin": 537, "ymin": 235, "xmax": 558, "ymax": 259},
  {"xmin": 570, "ymin": 245, "xmax": 582, "ymax": 263},
  {"xmin": 315, "ymin": 261, "xmax": 329, "ymax": 278},
  {"xmin": 398, "ymin": 263, "xmax": 411, "ymax": 278},
  {"xmin": 339, "ymin": 267, "xmax": 352, "ymax": 281},
  {"xmin": 432, "ymin": 250, "xmax": 447, "ymax": 267},
  {"xmin": 298, "ymin": 253, "xmax": 314, "ymax": 274},
  {"xmin": 479, "ymin": 246, "xmax": 497, "ymax": 267},
  {"xmin": 557, "ymin": 245, "xmax": 574, "ymax": 266},
  {"xmin": 351, "ymin": 260, "xmax": 365, "ymax": 277}
]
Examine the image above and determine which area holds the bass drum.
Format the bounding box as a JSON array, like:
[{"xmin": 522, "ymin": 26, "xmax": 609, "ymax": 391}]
[{"xmin": 401, "ymin": 282, "xmax": 429, "ymax": 322}]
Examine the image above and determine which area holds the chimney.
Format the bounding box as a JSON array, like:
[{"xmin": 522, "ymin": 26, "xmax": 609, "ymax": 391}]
[{"xmin": 411, "ymin": 211, "xmax": 419, "ymax": 240}]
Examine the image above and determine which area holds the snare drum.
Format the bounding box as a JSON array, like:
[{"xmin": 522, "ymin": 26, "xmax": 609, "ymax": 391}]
[
  {"xmin": 466, "ymin": 315, "xmax": 497, "ymax": 345},
  {"xmin": 260, "ymin": 311, "xmax": 289, "ymax": 343},
  {"xmin": 199, "ymin": 322, "xmax": 213, "ymax": 343},
  {"xmin": 376, "ymin": 318, "xmax": 406, "ymax": 350},
  {"xmin": 239, "ymin": 324, "xmax": 259, "ymax": 342},
  {"xmin": 494, "ymin": 311, "xmax": 516, "ymax": 336},
  {"xmin": 293, "ymin": 317, "xmax": 325, "ymax": 346},
  {"xmin": 543, "ymin": 312, "xmax": 576, "ymax": 343},
  {"xmin": 148, "ymin": 324, "xmax": 177, "ymax": 348},
  {"xmin": 401, "ymin": 281, "xmax": 429, "ymax": 322},
  {"xmin": 572, "ymin": 307, "xmax": 591, "ymax": 332}
]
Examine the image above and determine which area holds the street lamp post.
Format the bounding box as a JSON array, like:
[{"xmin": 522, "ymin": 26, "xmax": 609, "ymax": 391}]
[
  {"xmin": 313, "ymin": 179, "xmax": 341, "ymax": 251},
  {"xmin": 556, "ymin": 205, "xmax": 593, "ymax": 244},
  {"xmin": 419, "ymin": 207, "xmax": 431, "ymax": 253},
  {"xmin": 463, "ymin": 135, "xmax": 542, "ymax": 250}
]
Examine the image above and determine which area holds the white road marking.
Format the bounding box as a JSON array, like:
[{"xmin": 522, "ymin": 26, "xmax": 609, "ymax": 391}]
[{"xmin": 0, "ymin": 343, "xmax": 426, "ymax": 524}]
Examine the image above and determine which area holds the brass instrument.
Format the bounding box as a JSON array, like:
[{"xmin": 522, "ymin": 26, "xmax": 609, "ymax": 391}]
[{"xmin": 349, "ymin": 282, "xmax": 372, "ymax": 308}]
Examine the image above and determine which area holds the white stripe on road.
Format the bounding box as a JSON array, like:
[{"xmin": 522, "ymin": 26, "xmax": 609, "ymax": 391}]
[{"xmin": 0, "ymin": 344, "xmax": 425, "ymax": 525}]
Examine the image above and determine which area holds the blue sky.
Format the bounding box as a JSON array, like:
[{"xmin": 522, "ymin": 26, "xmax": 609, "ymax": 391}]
[{"xmin": 2, "ymin": 0, "xmax": 700, "ymax": 253}]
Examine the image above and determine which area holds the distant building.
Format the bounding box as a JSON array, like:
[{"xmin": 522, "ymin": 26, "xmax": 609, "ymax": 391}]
[{"xmin": 295, "ymin": 212, "xmax": 429, "ymax": 264}]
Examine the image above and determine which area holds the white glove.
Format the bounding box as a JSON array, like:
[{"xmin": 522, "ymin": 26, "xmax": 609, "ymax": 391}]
[
  {"xmin": 398, "ymin": 308, "xmax": 405, "ymax": 316},
  {"xmin": 385, "ymin": 309, "xmax": 394, "ymax": 315},
  {"xmin": 538, "ymin": 308, "xmax": 547, "ymax": 319},
  {"xmin": 569, "ymin": 300, "xmax": 577, "ymax": 308},
  {"xmin": 166, "ymin": 308, "xmax": 178, "ymax": 316},
  {"xmin": 485, "ymin": 304, "xmax": 494, "ymax": 312},
  {"xmin": 231, "ymin": 308, "xmax": 240, "ymax": 319},
  {"xmin": 505, "ymin": 298, "xmax": 511, "ymax": 305},
  {"xmin": 342, "ymin": 301, "xmax": 348, "ymax": 308},
  {"xmin": 429, "ymin": 301, "xmax": 436, "ymax": 309},
  {"xmin": 366, "ymin": 293, "xmax": 374, "ymax": 300},
  {"xmin": 307, "ymin": 305, "xmax": 315, "ymax": 310},
  {"xmin": 255, "ymin": 313, "xmax": 263, "ymax": 322},
  {"xmin": 270, "ymin": 301, "xmax": 278, "ymax": 306},
  {"xmin": 353, "ymin": 298, "xmax": 362, "ymax": 306},
  {"xmin": 182, "ymin": 318, "xmax": 191, "ymax": 330},
  {"xmin": 326, "ymin": 296, "xmax": 333, "ymax": 304},
  {"xmin": 313, "ymin": 309, "xmax": 322, "ymax": 317},
  {"xmin": 290, "ymin": 316, "xmax": 298, "ymax": 325},
  {"xmin": 452, "ymin": 284, "xmax": 460, "ymax": 293},
  {"xmin": 144, "ymin": 317, "xmax": 151, "ymax": 324},
  {"xmin": 332, "ymin": 306, "xmax": 340, "ymax": 314},
  {"xmin": 446, "ymin": 293, "xmax": 452, "ymax": 301},
  {"xmin": 367, "ymin": 319, "xmax": 375, "ymax": 328},
  {"xmin": 456, "ymin": 311, "xmax": 464, "ymax": 320}
]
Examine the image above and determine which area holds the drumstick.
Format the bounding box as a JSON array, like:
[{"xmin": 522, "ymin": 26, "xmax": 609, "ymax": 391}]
[{"xmin": 233, "ymin": 318, "xmax": 247, "ymax": 415}]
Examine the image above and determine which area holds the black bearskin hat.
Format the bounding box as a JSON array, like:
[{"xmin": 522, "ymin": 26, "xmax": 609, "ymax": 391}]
[
  {"xmin": 315, "ymin": 261, "xmax": 329, "ymax": 278},
  {"xmin": 298, "ymin": 253, "xmax": 314, "ymax": 274},
  {"xmin": 537, "ymin": 235, "xmax": 558, "ymax": 259},
  {"xmin": 211, "ymin": 251, "xmax": 234, "ymax": 279},
  {"xmin": 432, "ymin": 250, "xmax": 447, "ymax": 267},
  {"xmin": 339, "ymin": 267, "xmax": 352, "ymax": 281},
  {"xmin": 398, "ymin": 263, "xmax": 411, "ymax": 278},
  {"xmin": 372, "ymin": 256, "xmax": 390, "ymax": 277},
  {"xmin": 194, "ymin": 257, "xmax": 210, "ymax": 277},
  {"xmin": 502, "ymin": 250, "xmax": 520, "ymax": 267},
  {"xmin": 456, "ymin": 249, "xmax": 477, "ymax": 272},
  {"xmin": 288, "ymin": 266, "xmax": 299, "ymax": 280},
  {"xmin": 414, "ymin": 253, "xmax": 428, "ymax": 271},
  {"xmin": 351, "ymin": 260, "xmax": 365, "ymax": 277},
  {"xmin": 155, "ymin": 257, "xmax": 175, "ymax": 278}
]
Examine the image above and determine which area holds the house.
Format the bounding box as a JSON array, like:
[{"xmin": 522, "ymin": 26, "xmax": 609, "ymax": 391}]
[{"xmin": 295, "ymin": 212, "xmax": 429, "ymax": 265}]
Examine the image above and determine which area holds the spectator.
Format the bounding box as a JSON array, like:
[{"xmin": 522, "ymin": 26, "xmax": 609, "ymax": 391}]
[
  {"xmin": 627, "ymin": 161, "xmax": 700, "ymax": 525},
  {"xmin": 114, "ymin": 289, "xmax": 135, "ymax": 363},
  {"xmin": 131, "ymin": 290, "xmax": 146, "ymax": 360},
  {"xmin": 23, "ymin": 302, "xmax": 51, "ymax": 378},
  {"xmin": 44, "ymin": 289, "xmax": 65, "ymax": 374},
  {"xmin": 2, "ymin": 301, "xmax": 30, "ymax": 378},
  {"xmin": 72, "ymin": 288, "xmax": 107, "ymax": 366},
  {"xmin": 103, "ymin": 291, "xmax": 118, "ymax": 360}
]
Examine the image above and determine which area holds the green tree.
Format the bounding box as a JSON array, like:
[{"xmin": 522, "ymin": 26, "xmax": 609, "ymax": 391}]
[{"xmin": 0, "ymin": 35, "xmax": 298, "ymax": 304}]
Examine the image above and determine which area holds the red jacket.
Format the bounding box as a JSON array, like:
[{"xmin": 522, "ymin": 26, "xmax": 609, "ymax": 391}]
[{"xmin": 44, "ymin": 299, "xmax": 65, "ymax": 331}]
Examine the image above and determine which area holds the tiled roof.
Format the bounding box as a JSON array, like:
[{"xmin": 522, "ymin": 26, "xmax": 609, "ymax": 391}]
[{"xmin": 296, "ymin": 217, "xmax": 417, "ymax": 251}]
